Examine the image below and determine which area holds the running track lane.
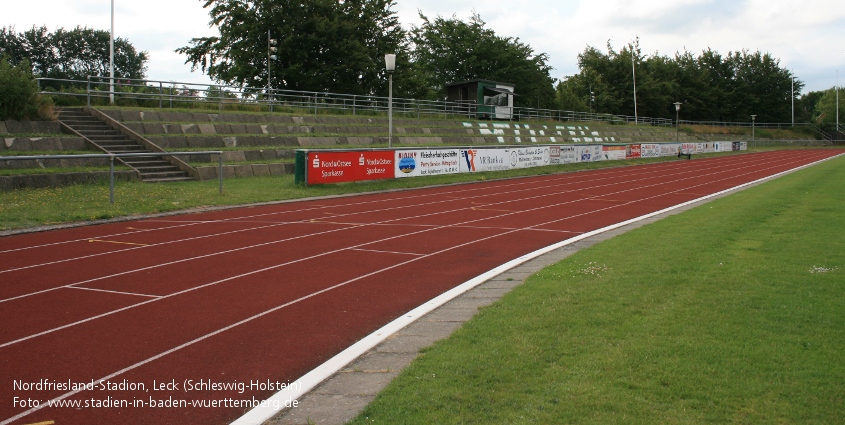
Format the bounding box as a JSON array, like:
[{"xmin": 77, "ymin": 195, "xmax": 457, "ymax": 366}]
[{"xmin": 1, "ymin": 149, "xmax": 842, "ymax": 425}]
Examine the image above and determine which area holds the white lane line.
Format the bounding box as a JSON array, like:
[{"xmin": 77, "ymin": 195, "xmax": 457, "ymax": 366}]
[
  {"xmin": 350, "ymin": 248, "xmax": 425, "ymax": 256},
  {"xmin": 69, "ymin": 286, "xmax": 161, "ymax": 299},
  {"xmin": 0, "ymin": 153, "xmax": 751, "ymax": 297},
  {"xmin": 87, "ymin": 239, "xmax": 151, "ymax": 247},
  {"xmin": 0, "ymin": 150, "xmax": 769, "ymax": 257}
]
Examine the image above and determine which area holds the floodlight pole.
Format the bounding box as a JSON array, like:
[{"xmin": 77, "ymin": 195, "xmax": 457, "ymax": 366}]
[
  {"xmin": 109, "ymin": 0, "xmax": 114, "ymax": 105},
  {"xmin": 674, "ymin": 102, "xmax": 682, "ymax": 144},
  {"xmin": 632, "ymin": 53, "xmax": 638, "ymax": 124},
  {"xmin": 751, "ymin": 115, "xmax": 757, "ymax": 144},
  {"xmin": 385, "ymin": 53, "xmax": 396, "ymax": 148}
]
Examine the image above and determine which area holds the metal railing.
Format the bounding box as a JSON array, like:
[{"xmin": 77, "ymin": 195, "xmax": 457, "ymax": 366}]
[
  {"xmin": 37, "ymin": 76, "xmax": 674, "ymax": 125},
  {"xmin": 0, "ymin": 151, "xmax": 223, "ymax": 204}
]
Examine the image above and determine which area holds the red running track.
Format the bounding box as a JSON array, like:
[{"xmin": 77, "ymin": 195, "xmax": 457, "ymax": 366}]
[{"xmin": 1, "ymin": 149, "xmax": 842, "ymax": 425}]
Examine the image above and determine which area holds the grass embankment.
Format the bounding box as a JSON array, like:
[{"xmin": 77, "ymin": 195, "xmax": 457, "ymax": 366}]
[
  {"xmin": 349, "ymin": 154, "xmax": 845, "ymax": 424},
  {"xmin": 682, "ymin": 124, "xmax": 817, "ymax": 140}
]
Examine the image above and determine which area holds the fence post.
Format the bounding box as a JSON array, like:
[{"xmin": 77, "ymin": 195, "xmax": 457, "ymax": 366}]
[
  {"xmin": 159, "ymin": 82, "xmax": 163, "ymax": 109},
  {"xmin": 87, "ymin": 76, "xmax": 91, "ymax": 108},
  {"xmin": 218, "ymin": 154, "xmax": 224, "ymax": 194},
  {"xmin": 109, "ymin": 155, "xmax": 115, "ymax": 205}
]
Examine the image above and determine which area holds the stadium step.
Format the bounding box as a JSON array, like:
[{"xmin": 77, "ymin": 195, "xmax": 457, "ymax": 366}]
[{"xmin": 57, "ymin": 108, "xmax": 194, "ymax": 182}]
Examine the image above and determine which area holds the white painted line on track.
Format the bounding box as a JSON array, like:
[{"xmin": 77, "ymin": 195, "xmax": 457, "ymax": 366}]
[
  {"xmin": 0, "ymin": 150, "xmax": 789, "ymax": 267},
  {"xmin": 0, "ymin": 150, "xmax": 773, "ymax": 257},
  {"xmin": 230, "ymin": 151, "xmax": 844, "ymax": 425},
  {"xmin": 350, "ymin": 248, "xmax": 425, "ymax": 256},
  {"xmin": 69, "ymin": 286, "xmax": 161, "ymax": 298}
]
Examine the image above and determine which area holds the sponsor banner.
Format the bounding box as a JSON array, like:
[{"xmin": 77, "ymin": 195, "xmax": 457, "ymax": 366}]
[
  {"xmin": 681, "ymin": 143, "xmax": 697, "ymax": 154},
  {"xmin": 641, "ymin": 143, "xmax": 661, "ymax": 158},
  {"xmin": 510, "ymin": 147, "xmax": 551, "ymax": 168},
  {"xmin": 550, "ymin": 145, "xmax": 577, "ymax": 164},
  {"xmin": 626, "ymin": 143, "xmax": 641, "ymax": 159},
  {"xmin": 723, "ymin": 142, "xmax": 748, "ymax": 151},
  {"xmin": 602, "ymin": 145, "xmax": 627, "ymax": 161},
  {"xmin": 561, "ymin": 145, "xmax": 577, "ymax": 163},
  {"xmin": 549, "ymin": 146, "xmax": 561, "ymax": 164},
  {"xmin": 696, "ymin": 142, "xmax": 716, "ymax": 153},
  {"xmin": 460, "ymin": 148, "xmax": 510, "ymax": 172},
  {"xmin": 575, "ymin": 145, "xmax": 602, "ymax": 162},
  {"xmin": 307, "ymin": 150, "xmax": 394, "ymax": 185},
  {"xmin": 718, "ymin": 142, "xmax": 733, "ymax": 152},
  {"xmin": 661, "ymin": 143, "xmax": 682, "ymax": 157},
  {"xmin": 395, "ymin": 149, "xmax": 460, "ymax": 178}
]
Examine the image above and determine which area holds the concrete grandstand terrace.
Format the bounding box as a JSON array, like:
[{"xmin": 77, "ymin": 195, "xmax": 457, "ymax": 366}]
[
  {"xmin": 2, "ymin": 107, "xmax": 728, "ymax": 187},
  {"xmin": 100, "ymin": 108, "xmax": 703, "ymax": 178}
]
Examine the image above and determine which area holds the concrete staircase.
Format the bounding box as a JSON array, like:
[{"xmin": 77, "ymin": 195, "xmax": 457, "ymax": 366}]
[{"xmin": 57, "ymin": 108, "xmax": 193, "ymax": 182}]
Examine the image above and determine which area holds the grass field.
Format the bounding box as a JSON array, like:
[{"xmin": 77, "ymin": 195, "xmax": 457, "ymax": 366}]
[{"xmin": 348, "ymin": 154, "xmax": 845, "ymax": 424}]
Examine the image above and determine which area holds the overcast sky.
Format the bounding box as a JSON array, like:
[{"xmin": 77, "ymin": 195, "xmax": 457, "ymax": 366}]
[{"xmin": 5, "ymin": 0, "xmax": 845, "ymax": 94}]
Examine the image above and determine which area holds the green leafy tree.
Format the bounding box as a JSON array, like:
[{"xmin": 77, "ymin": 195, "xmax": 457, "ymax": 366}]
[
  {"xmin": 811, "ymin": 88, "xmax": 841, "ymax": 126},
  {"xmin": 0, "ymin": 56, "xmax": 53, "ymax": 120},
  {"xmin": 408, "ymin": 13, "xmax": 556, "ymax": 108},
  {"xmin": 177, "ymin": 0, "xmax": 406, "ymax": 96},
  {"xmin": 558, "ymin": 40, "xmax": 802, "ymax": 122},
  {"xmin": 0, "ymin": 26, "xmax": 148, "ymax": 82}
]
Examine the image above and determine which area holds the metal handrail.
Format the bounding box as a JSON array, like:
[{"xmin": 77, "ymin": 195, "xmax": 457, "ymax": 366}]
[
  {"xmin": 37, "ymin": 76, "xmax": 674, "ymax": 125},
  {"xmin": 0, "ymin": 151, "xmax": 224, "ymax": 204}
]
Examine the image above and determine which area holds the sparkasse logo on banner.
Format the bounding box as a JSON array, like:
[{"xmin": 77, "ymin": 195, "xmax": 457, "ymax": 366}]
[{"xmin": 307, "ymin": 151, "xmax": 394, "ymax": 184}]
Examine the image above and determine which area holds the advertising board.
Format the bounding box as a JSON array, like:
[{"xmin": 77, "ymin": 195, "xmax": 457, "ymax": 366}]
[
  {"xmin": 307, "ymin": 150, "xmax": 394, "ymax": 185},
  {"xmin": 395, "ymin": 149, "xmax": 460, "ymax": 178},
  {"xmin": 602, "ymin": 145, "xmax": 627, "ymax": 161}
]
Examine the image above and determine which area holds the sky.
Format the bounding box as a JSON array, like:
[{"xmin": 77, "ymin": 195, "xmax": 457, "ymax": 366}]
[{"xmin": 4, "ymin": 0, "xmax": 845, "ymax": 94}]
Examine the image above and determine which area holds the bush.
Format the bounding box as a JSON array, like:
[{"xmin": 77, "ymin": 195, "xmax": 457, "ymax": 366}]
[{"xmin": 0, "ymin": 56, "xmax": 54, "ymax": 120}]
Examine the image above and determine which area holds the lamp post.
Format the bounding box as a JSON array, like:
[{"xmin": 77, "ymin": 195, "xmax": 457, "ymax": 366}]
[
  {"xmin": 751, "ymin": 115, "xmax": 757, "ymax": 144},
  {"xmin": 384, "ymin": 53, "xmax": 396, "ymax": 148},
  {"xmin": 673, "ymin": 102, "xmax": 682, "ymax": 144}
]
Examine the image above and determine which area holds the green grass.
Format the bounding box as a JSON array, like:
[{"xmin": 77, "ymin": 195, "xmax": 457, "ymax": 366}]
[{"xmin": 349, "ymin": 154, "xmax": 845, "ymax": 424}]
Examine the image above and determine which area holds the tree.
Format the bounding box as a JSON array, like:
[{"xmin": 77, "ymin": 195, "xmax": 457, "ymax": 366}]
[
  {"xmin": 0, "ymin": 56, "xmax": 53, "ymax": 120},
  {"xmin": 408, "ymin": 13, "xmax": 556, "ymax": 108},
  {"xmin": 177, "ymin": 0, "xmax": 406, "ymax": 96},
  {"xmin": 558, "ymin": 40, "xmax": 802, "ymax": 122},
  {"xmin": 811, "ymin": 88, "xmax": 840, "ymax": 126},
  {"xmin": 0, "ymin": 26, "xmax": 148, "ymax": 83}
]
